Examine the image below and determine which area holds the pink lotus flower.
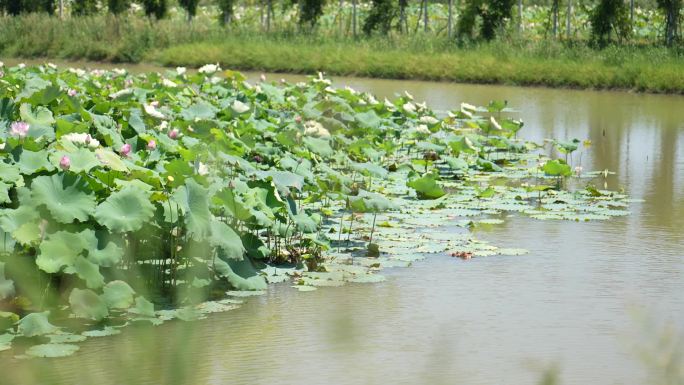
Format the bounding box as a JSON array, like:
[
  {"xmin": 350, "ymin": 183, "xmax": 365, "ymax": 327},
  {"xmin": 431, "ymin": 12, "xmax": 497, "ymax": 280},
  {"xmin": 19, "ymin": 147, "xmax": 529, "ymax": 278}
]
[
  {"xmin": 59, "ymin": 155, "xmax": 71, "ymax": 171},
  {"xmin": 67, "ymin": 89, "xmax": 77, "ymax": 97},
  {"xmin": 294, "ymin": 116, "xmax": 302, "ymax": 124},
  {"xmin": 147, "ymin": 140, "xmax": 157, "ymax": 150},
  {"xmin": 120, "ymin": 143, "xmax": 132, "ymax": 157},
  {"xmin": 168, "ymin": 129, "xmax": 179, "ymax": 139},
  {"xmin": 10, "ymin": 122, "xmax": 29, "ymax": 138}
]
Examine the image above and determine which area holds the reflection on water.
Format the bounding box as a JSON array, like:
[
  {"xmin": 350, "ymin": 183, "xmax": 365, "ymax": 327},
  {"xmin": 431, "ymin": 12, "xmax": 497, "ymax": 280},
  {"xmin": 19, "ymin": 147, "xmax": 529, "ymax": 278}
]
[{"xmin": 0, "ymin": 63, "xmax": 682, "ymax": 385}]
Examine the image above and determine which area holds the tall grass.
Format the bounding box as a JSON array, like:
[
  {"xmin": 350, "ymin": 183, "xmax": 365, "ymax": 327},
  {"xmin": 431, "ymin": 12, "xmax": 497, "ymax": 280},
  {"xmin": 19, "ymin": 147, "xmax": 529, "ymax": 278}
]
[{"xmin": 1, "ymin": 14, "xmax": 684, "ymax": 93}]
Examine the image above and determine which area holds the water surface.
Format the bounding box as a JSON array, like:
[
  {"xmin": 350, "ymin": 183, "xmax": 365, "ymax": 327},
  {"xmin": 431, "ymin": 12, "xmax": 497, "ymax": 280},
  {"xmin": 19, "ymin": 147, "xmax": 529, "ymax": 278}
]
[{"xmin": 1, "ymin": 62, "xmax": 682, "ymax": 385}]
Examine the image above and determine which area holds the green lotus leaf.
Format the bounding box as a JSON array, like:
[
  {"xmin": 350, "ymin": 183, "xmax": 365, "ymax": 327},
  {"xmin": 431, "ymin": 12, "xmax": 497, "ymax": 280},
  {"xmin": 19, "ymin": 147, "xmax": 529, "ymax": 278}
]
[
  {"xmin": 0, "ymin": 262, "xmax": 15, "ymax": 301},
  {"xmin": 94, "ymin": 148, "xmax": 128, "ymax": 172},
  {"xmin": 351, "ymin": 162, "xmax": 388, "ymax": 179},
  {"xmin": 292, "ymin": 213, "xmax": 317, "ymax": 233},
  {"xmin": 0, "ymin": 162, "xmax": 23, "ymax": 185},
  {"xmin": 209, "ymin": 219, "xmax": 245, "ymax": 260},
  {"xmin": 37, "ymin": 230, "xmax": 90, "ymax": 273},
  {"xmin": 257, "ymin": 170, "xmax": 305, "ymax": 192},
  {"xmin": 349, "ymin": 190, "xmax": 397, "ymax": 213},
  {"xmin": 20, "ymin": 103, "xmax": 55, "ymax": 139},
  {"xmin": 0, "ymin": 182, "xmax": 10, "ymax": 204},
  {"xmin": 355, "ymin": 110, "xmax": 381, "ymax": 129},
  {"xmin": 26, "ymin": 343, "xmax": 80, "ymax": 358},
  {"xmin": 47, "ymin": 333, "xmax": 88, "ymax": 343},
  {"xmin": 17, "ymin": 311, "xmax": 59, "ymax": 337},
  {"xmin": 17, "ymin": 150, "xmax": 55, "ymax": 174},
  {"xmin": 303, "ymin": 137, "xmax": 334, "ymax": 157},
  {"xmin": 0, "ymin": 206, "xmax": 40, "ymax": 245},
  {"xmin": 407, "ymin": 174, "xmax": 446, "ymax": 199},
  {"xmin": 94, "ymin": 185, "xmax": 155, "ymax": 232},
  {"xmin": 543, "ymin": 159, "xmax": 572, "ymax": 177},
  {"xmin": 102, "ymin": 280, "xmax": 136, "ymax": 309},
  {"xmin": 129, "ymin": 296, "xmax": 155, "ymax": 318},
  {"xmin": 86, "ymin": 240, "xmax": 124, "ymax": 267},
  {"xmin": 68, "ymin": 288, "xmax": 108, "ymax": 321},
  {"xmin": 181, "ymin": 101, "xmax": 217, "ymax": 121},
  {"xmin": 65, "ymin": 256, "xmax": 105, "ymax": 289},
  {"xmin": 31, "ymin": 174, "xmax": 96, "ymax": 224},
  {"xmin": 82, "ymin": 326, "xmax": 121, "ymax": 337},
  {"xmin": 0, "ymin": 312, "xmax": 19, "ymax": 332},
  {"xmin": 214, "ymin": 257, "xmax": 267, "ymax": 291},
  {"xmin": 50, "ymin": 148, "xmax": 100, "ymax": 173},
  {"xmin": 173, "ymin": 179, "xmax": 211, "ymax": 240}
]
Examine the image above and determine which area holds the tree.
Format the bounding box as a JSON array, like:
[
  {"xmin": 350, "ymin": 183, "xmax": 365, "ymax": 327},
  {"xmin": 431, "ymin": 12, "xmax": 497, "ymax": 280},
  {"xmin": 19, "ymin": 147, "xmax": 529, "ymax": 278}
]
[
  {"xmin": 72, "ymin": 0, "xmax": 99, "ymax": 15},
  {"xmin": 218, "ymin": 0, "xmax": 234, "ymax": 25},
  {"xmin": 656, "ymin": 0, "xmax": 682, "ymax": 45},
  {"xmin": 457, "ymin": 0, "xmax": 515, "ymax": 40},
  {"xmin": 108, "ymin": 0, "xmax": 130, "ymax": 14},
  {"xmin": 299, "ymin": 0, "xmax": 325, "ymax": 29},
  {"xmin": 142, "ymin": 0, "xmax": 168, "ymax": 19},
  {"xmin": 589, "ymin": 0, "xmax": 630, "ymax": 46},
  {"xmin": 179, "ymin": 0, "xmax": 200, "ymax": 21},
  {"xmin": 363, "ymin": 0, "xmax": 396, "ymax": 35},
  {"xmin": 1, "ymin": 0, "xmax": 55, "ymax": 14}
]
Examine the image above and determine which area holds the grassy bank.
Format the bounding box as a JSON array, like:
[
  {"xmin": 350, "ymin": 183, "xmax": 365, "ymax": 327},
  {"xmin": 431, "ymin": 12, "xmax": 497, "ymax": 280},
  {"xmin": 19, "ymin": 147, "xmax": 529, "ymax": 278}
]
[{"xmin": 1, "ymin": 14, "xmax": 684, "ymax": 93}]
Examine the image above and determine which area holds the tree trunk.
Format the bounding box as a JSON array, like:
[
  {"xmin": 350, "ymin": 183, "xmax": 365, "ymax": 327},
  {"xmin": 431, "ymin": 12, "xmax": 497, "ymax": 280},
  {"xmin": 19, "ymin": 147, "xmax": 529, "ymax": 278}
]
[
  {"xmin": 267, "ymin": 0, "xmax": 272, "ymax": 32},
  {"xmin": 518, "ymin": 0, "xmax": 523, "ymax": 32},
  {"xmin": 552, "ymin": 0, "xmax": 558, "ymax": 38},
  {"xmin": 448, "ymin": 0, "xmax": 453, "ymax": 37},
  {"xmin": 59, "ymin": 0, "xmax": 64, "ymax": 18},
  {"xmin": 352, "ymin": 0, "xmax": 357, "ymax": 36},
  {"xmin": 423, "ymin": 0, "xmax": 429, "ymax": 32},
  {"xmin": 339, "ymin": 0, "xmax": 343, "ymax": 35},
  {"xmin": 630, "ymin": 0, "xmax": 634, "ymax": 25},
  {"xmin": 566, "ymin": 0, "xmax": 571, "ymax": 39}
]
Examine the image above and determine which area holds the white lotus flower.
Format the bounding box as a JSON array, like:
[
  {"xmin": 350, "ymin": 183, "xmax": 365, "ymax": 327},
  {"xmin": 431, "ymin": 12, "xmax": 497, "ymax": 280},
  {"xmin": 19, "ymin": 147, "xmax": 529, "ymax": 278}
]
[
  {"xmin": 461, "ymin": 102, "xmax": 477, "ymax": 111},
  {"xmin": 47, "ymin": 63, "xmax": 57, "ymax": 69},
  {"xmin": 18, "ymin": 63, "xmax": 25, "ymax": 69},
  {"xmin": 198, "ymin": 63, "xmax": 220, "ymax": 74},
  {"xmin": 490, "ymin": 116, "xmax": 502, "ymax": 131},
  {"xmin": 416, "ymin": 124, "xmax": 430, "ymax": 134},
  {"xmin": 460, "ymin": 108, "xmax": 473, "ymax": 118},
  {"xmin": 314, "ymin": 72, "xmax": 332, "ymax": 85},
  {"xmin": 110, "ymin": 88, "xmax": 133, "ymax": 99},
  {"xmin": 304, "ymin": 120, "xmax": 330, "ymax": 138},
  {"xmin": 162, "ymin": 78, "xmax": 177, "ymax": 88},
  {"xmin": 176, "ymin": 67, "xmax": 187, "ymax": 75},
  {"xmin": 403, "ymin": 102, "xmax": 416, "ymax": 113},
  {"xmin": 232, "ymin": 100, "xmax": 250, "ymax": 114},
  {"xmin": 344, "ymin": 86, "xmax": 357, "ymax": 94},
  {"xmin": 158, "ymin": 121, "xmax": 169, "ymax": 131},
  {"xmin": 197, "ymin": 162, "xmax": 209, "ymax": 176},
  {"xmin": 366, "ymin": 94, "xmax": 378, "ymax": 105},
  {"xmin": 384, "ymin": 98, "xmax": 395, "ymax": 110},
  {"xmin": 112, "ymin": 68, "xmax": 127, "ymax": 76},
  {"xmin": 324, "ymin": 86, "xmax": 336, "ymax": 94},
  {"xmin": 143, "ymin": 103, "xmax": 166, "ymax": 119},
  {"xmin": 416, "ymin": 101, "xmax": 427, "ymax": 110},
  {"xmin": 0, "ymin": 143, "xmax": 5, "ymax": 150},
  {"xmin": 0, "ymin": 62, "xmax": 4, "ymax": 67},
  {"xmin": 404, "ymin": 91, "xmax": 414, "ymax": 100},
  {"xmin": 419, "ymin": 116, "xmax": 439, "ymax": 125}
]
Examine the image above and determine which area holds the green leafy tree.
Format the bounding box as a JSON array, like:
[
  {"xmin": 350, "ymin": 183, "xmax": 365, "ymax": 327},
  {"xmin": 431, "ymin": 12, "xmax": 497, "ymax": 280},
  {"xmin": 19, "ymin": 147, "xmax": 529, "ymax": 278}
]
[
  {"xmin": 72, "ymin": 0, "xmax": 98, "ymax": 15},
  {"xmin": 656, "ymin": 0, "xmax": 682, "ymax": 45},
  {"xmin": 299, "ymin": 0, "xmax": 325, "ymax": 29},
  {"xmin": 108, "ymin": 0, "xmax": 130, "ymax": 14},
  {"xmin": 457, "ymin": 0, "xmax": 515, "ymax": 40},
  {"xmin": 363, "ymin": 0, "xmax": 396, "ymax": 35},
  {"xmin": 589, "ymin": 0, "xmax": 630, "ymax": 46},
  {"xmin": 218, "ymin": 0, "xmax": 235, "ymax": 25},
  {"xmin": 142, "ymin": 0, "xmax": 167, "ymax": 19},
  {"xmin": 179, "ymin": 0, "xmax": 199, "ymax": 21},
  {"xmin": 1, "ymin": 0, "xmax": 55, "ymax": 14}
]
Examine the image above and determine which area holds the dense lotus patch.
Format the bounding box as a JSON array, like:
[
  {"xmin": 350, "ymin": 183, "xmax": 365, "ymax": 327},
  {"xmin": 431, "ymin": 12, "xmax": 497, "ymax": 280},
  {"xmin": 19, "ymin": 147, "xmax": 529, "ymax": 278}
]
[{"xmin": 0, "ymin": 64, "xmax": 632, "ymax": 357}]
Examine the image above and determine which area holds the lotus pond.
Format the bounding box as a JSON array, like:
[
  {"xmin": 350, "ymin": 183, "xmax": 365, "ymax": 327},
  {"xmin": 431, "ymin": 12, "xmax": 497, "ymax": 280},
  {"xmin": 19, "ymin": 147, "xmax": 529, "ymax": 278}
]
[{"xmin": 0, "ymin": 63, "xmax": 682, "ymax": 385}]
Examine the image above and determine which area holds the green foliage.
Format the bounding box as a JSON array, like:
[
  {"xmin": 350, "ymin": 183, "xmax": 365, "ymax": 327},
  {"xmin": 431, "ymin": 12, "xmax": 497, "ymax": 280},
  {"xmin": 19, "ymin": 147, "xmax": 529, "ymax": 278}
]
[
  {"xmin": 299, "ymin": 0, "xmax": 325, "ymax": 28},
  {"xmin": 72, "ymin": 0, "xmax": 98, "ymax": 15},
  {"xmin": 655, "ymin": 0, "xmax": 682, "ymax": 45},
  {"xmin": 363, "ymin": 0, "xmax": 396, "ymax": 35},
  {"xmin": 178, "ymin": 0, "xmax": 200, "ymax": 20},
  {"xmin": 590, "ymin": 0, "xmax": 631, "ymax": 46},
  {"xmin": 107, "ymin": 0, "xmax": 130, "ymax": 14},
  {"xmin": 457, "ymin": 0, "xmax": 515, "ymax": 40},
  {"xmin": 0, "ymin": 0, "xmax": 54, "ymax": 15},
  {"xmin": 217, "ymin": 0, "xmax": 234, "ymax": 25},
  {"xmin": 142, "ymin": 0, "xmax": 167, "ymax": 19}
]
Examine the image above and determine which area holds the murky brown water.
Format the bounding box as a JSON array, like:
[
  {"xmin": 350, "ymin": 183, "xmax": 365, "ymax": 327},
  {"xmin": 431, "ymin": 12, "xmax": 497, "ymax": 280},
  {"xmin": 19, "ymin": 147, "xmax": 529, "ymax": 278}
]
[{"xmin": 1, "ymin": 60, "xmax": 683, "ymax": 385}]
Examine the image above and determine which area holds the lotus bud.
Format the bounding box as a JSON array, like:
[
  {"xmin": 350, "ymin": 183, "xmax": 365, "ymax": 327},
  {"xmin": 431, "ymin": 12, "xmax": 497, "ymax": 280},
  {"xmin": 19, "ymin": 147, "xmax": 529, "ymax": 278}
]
[
  {"xmin": 260, "ymin": 73, "xmax": 266, "ymax": 82},
  {"xmin": 10, "ymin": 121, "xmax": 29, "ymax": 138},
  {"xmin": 67, "ymin": 89, "xmax": 77, "ymax": 97},
  {"xmin": 228, "ymin": 180, "xmax": 235, "ymax": 189},
  {"xmin": 574, "ymin": 166, "xmax": 583, "ymax": 176},
  {"xmin": 59, "ymin": 155, "xmax": 71, "ymax": 171},
  {"xmin": 120, "ymin": 143, "xmax": 132, "ymax": 157},
  {"xmin": 253, "ymin": 155, "xmax": 263, "ymax": 163},
  {"xmin": 147, "ymin": 140, "xmax": 157, "ymax": 150},
  {"xmin": 151, "ymin": 100, "xmax": 159, "ymax": 108},
  {"xmin": 168, "ymin": 129, "xmax": 179, "ymax": 139},
  {"xmin": 295, "ymin": 115, "xmax": 302, "ymax": 124}
]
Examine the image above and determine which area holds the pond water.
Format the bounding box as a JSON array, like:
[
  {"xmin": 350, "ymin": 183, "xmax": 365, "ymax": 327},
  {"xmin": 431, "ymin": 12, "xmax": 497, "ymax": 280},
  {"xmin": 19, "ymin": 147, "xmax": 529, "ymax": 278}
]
[{"xmin": 1, "ymin": 61, "xmax": 683, "ymax": 385}]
